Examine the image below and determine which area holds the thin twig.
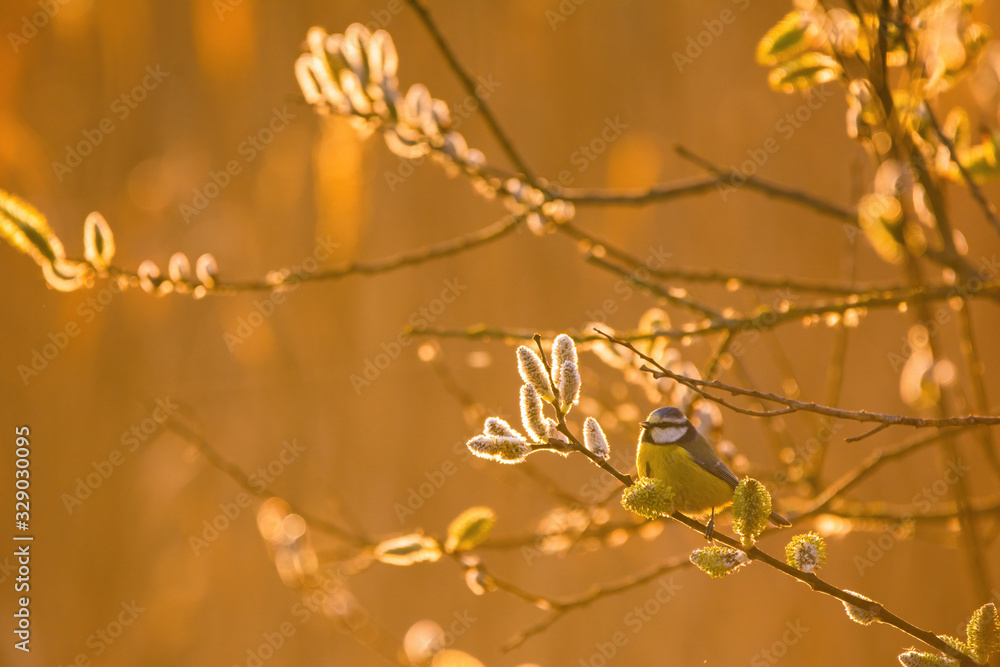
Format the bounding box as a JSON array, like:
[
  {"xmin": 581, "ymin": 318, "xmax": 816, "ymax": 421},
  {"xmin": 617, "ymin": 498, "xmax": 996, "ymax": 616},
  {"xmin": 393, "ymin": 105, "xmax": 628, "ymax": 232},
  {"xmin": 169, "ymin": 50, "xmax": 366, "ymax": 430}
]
[
  {"xmin": 845, "ymin": 423, "xmax": 890, "ymax": 443},
  {"xmin": 673, "ymin": 145, "xmax": 987, "ymax": 284},
  {"xmin": 101, "ymin": 215, "xmax": 522, "ymax": 295},
  {"xmin": 404, "ymin": 0, "xmax": 537, "ymax": 182},
  {"xmin": 585, "ymin": 253, "xmax": 724, "ymax": 320},
  {"xmin": 924, "ymin": 102, "xmax": 1000, "ymax": 238},
  {"xmin": 956, "ymin": 303, "xmax": 1000, "ymax": 483},
  {"xmin": 412, "ymin": 277, "xmax": 1000, "ymax": 344},
  {"xmin": 808, "ymin": 259, "xmax": 856, "ymax": 480},
  {"xmin": 558, "ymin": 219, "xmax": 893, "ymax": 295},
  {"xmin": 703, "ymin": 331, "xmax": 734, "ymax": 382},
  {"xmin": 674, "ymin": 145, "xmax": 858, "ymax": 221},
  {"xmin": 667, "ymin": 510, "xmax": 975, "ymax": 665},
  {"xmin": 597, "ymin": 329, "xmax": 1000, "ymax": 429},
  {"xmin": 558, "ymin": 171, "xmax": 857, "ymax": 223},
  {"xmin": 796, "ymin": 426, "xmax": 980, "ymax": 519},
  {"xmin": 729, "ymin": 354, "xmax": 798, "ymax": 461},
  {"xmin": 495, "ymin": 555, "xmax": 692, "ymax": 652}
]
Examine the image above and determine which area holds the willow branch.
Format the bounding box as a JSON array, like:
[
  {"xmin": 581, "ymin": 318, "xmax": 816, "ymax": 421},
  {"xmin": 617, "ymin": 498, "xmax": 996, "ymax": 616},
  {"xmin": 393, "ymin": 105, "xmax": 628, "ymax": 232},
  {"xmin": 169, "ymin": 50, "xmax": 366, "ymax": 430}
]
[
  {"xmin": 531, "ymin": 334, "xmax": 634, "ymax": 487},
  {"xmin": 557, "ymin": 170, "xmax": 856, "ymax": 223},
  {"xmin": 611, "ymin": 255, "xmax": 909, "ymax": 296},
  {"xmin": 584, "ymin": 253, "xmax": 724, "ymax": 320},
  {"xmin": 956, "ymin": 304, "xmax": 1000, "ymax": 483},
  {"xmin": 409, "ymin": 280, "xmax": 1000, "ymax": 345},
  {"xmin": 668, "ymin": 510, "xmax": 975, "ymax": 665},
  {"xmin": 795, "ymin": 426, "xmax": 982, "ymax": 520},
  {"xmin": 673, "ymin": 145, "xmax": 986, "ymax": 283},
  {"xmin": 556, "ymin": 219, "xmax": 889, "ymax": 295},
  {"xmin": 404, "ymin": 0, "xmax": 537, "ymax": 182},
  {"xmin": 492, "ymin": 555, "xmax": 692, "ymax": 652},
  {"xmin": 924, "ymin": 102, "xmax": 1000, "ymax": 238},
  {"xmin": 577, "ymin": 278, "xmax": 999, "ymax": 342},
  {"xmin": 479, "ymin": 329, "xmax": 979, "ymax": 660},
  {"xmin": 140, "ymin": 215, "xmax": 522, "ymax": 294},
  {"xmin": 598, "ymin": 329, "xmax": 1000, "ymax": 429}
]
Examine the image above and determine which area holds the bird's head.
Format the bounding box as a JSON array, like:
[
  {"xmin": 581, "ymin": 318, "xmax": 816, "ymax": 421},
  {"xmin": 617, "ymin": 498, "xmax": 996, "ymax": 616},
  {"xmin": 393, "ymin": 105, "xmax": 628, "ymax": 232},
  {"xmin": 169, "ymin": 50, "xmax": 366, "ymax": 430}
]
[{"xmin": 640, "ymin": 406, "xmax": 694, "ymax": 445}]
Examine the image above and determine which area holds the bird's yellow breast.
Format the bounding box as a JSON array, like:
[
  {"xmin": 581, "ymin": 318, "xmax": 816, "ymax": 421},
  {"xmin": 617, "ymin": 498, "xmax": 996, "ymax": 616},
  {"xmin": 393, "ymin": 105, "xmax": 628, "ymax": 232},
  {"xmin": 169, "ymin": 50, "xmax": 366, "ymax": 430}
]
[{"xmin": 637, "ymin": 443, "xmax": 734, "ymax": 516}]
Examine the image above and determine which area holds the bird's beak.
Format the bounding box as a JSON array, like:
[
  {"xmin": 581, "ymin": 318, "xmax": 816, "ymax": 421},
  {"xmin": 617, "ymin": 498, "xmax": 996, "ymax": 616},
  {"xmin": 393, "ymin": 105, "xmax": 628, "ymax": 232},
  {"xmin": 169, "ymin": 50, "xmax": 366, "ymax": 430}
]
[{"xmin": 640, "ymin": 421, "xmax": 651, "ymax": 428}]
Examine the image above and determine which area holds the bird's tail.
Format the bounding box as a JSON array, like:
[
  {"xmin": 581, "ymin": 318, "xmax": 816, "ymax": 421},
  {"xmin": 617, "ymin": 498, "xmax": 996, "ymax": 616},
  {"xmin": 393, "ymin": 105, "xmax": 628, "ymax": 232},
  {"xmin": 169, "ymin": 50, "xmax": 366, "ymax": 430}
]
[{"xmin": 768, "ymin": 509, "xmax": 792, "ymax": 527}]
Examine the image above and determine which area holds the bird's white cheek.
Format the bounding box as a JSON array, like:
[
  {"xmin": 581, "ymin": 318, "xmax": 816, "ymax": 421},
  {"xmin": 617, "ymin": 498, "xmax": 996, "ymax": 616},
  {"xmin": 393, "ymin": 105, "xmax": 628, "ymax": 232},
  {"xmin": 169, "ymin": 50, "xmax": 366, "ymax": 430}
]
[{"xmin": 652, "ymin": 426, "xmax": 687, "ymax": 444}]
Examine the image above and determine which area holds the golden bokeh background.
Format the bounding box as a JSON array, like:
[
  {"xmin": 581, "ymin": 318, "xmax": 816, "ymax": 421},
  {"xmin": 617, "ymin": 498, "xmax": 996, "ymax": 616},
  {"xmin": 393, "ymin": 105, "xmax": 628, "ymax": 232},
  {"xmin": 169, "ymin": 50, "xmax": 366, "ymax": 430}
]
[{"xmin": 2, "ymin": 1, "xmax": 1000, "ymax": 665}]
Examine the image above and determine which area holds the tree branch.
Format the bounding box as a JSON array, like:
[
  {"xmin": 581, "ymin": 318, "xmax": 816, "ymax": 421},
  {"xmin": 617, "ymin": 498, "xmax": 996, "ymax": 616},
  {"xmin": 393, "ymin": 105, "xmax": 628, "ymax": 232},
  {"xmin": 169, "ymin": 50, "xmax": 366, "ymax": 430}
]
[
  {"xmin": 597, "ymin": 329, "xmax": 1000, "ymax": 429},
  {"xmin": 404, "ymin": 0, "xmax": 538, "ymax": 182}
]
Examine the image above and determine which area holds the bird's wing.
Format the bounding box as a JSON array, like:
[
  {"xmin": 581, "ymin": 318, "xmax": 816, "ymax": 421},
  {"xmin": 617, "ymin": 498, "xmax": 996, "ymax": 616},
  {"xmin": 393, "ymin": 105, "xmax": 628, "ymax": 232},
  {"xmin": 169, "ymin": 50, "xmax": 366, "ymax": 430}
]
[{"xmin": 684, "ymin": 432, "xmax": 740, "ymax": 488}]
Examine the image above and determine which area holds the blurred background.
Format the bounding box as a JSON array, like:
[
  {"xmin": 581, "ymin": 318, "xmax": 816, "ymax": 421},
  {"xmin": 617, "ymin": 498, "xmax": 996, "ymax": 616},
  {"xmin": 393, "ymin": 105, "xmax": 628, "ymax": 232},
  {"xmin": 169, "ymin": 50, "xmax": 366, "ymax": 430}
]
[{"xmin": 2, "ymin": 0, "xmax": 999, "ymax": 665}]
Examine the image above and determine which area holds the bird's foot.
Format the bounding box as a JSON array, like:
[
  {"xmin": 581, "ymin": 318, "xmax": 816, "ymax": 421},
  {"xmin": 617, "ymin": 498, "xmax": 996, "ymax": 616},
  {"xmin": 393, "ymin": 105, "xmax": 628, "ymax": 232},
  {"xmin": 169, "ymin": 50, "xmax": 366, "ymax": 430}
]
[{"xmin": 704, "ymin": 511, "xmax": 716, "ymax": 542}]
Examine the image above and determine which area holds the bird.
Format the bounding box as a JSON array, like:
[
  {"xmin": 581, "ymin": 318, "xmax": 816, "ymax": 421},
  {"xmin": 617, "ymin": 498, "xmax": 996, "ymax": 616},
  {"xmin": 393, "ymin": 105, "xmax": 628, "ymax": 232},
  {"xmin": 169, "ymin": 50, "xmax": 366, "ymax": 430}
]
[{"xmin": 637, "ymin": 406, "xmax": 791, "ymax": 538}]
